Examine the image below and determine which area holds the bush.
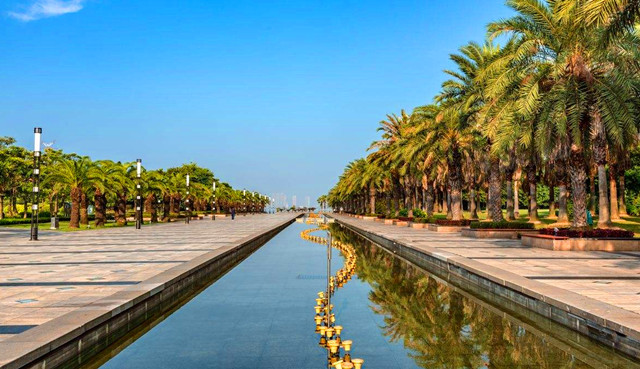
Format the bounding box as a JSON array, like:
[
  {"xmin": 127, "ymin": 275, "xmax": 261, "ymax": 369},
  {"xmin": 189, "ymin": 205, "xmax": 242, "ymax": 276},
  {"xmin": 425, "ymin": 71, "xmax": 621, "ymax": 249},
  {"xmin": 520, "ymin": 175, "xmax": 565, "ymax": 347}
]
[
  {"xmin": 398, "ymin": 216, "xmax": 414, "ymax": 222},
  {"xmin": 398, "ymin": 208, "xmax": 408, "ymax": 217},
  {"xmin": 539, "ymin": 228, "xmax": 635, "ymax": 238},
  {"xmin": 376, "ymin": 214, "xmax": 386, "ymax": 219},
  {"xmin": 435, "ymin": 219, "xmax": 473, "ymax": 226},
  {"xmin": 412, "ymin": 208, "xmax": 426, "ymax": 218},
  {"xmin": 471, "ymin": 221, "xmax": 535, "ymax": 230}
]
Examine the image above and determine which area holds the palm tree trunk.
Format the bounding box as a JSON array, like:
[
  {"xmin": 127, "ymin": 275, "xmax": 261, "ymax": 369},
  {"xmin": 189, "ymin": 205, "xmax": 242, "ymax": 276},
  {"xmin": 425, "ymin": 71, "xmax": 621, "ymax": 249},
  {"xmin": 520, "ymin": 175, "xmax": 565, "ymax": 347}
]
[
  {"xmin": 469, "ymin": 187, "xmax": 479, "ymax": 219},
  {"xmin": 23, "ymin": 198, "xmax": 28, "ymax": 218},
  {"xmin": 506, "ymin": 179, "xmax": 514, "ymax": 221},
  {"xmin": 514, "ymin": 168, "xmax": 521, "ymax": 217},
  {"xmin": 446, "ymin": 188, "xmax": 452, "ymax": 219},
  {"xmin": 163, "ymin": 195, "xmax": 171, "ymax": 221},
  {"xmin": 548, "ymin": 184, "xmax": 557, "ymax": 219},
  {"xmin": 116, "ymin": 192, "xmax": 127, "ymax": 226},
  {"xmin": 426, "ymin": 183, "xmax": 434, "ymax": 217},
  {"xmin": 94, "ymin": 189, "xmax": 106, "ymax": 227},
  {"xmin": 589, "ymin": 166, "xmax": 597, "ymax": 213},
  {"xmin": 596, "ymin": 163, "xmax": 611, "ymax": 227},
  {"xmin": 448, "ymin": 150, "xmax": 463, "ymax": 221},
  {"xmin": 619, "ymin": 175, "xmax": 628, "ymax": 217},
  {"xmin": 393, "ymin": 181, "xmax": 401, "ymax": 216},
  {"xmin": 69, "ymin": 186, "xmax": 81, "ymax": 228},
  {"xmin": 609, "ymin": 164, "xmax": 620, "ymax": 220},
  {"xmin": 369, "ymin": 185, "xmax": 376, "ymax": 215},
  {"xmin": 527, "ymin": 163, "xmax": 539, "ymax": 223},
  {"xmin": 488, "ymin": 157, "xmax": 504, "ymax": 222},
  {"xmin": 557, "ymin": 184, "xmax": 570, "ymax": 224},
  {"xmin": 147, "ymin": 193, "xmax": 158, "ymax": 223},
  {"xmin": 569, "ymin": 148, "xmax": 588, "ymax": 228},
  {"xmin": 0, "ymin": 195, "xmax": 4, "ymax": 219},
  {"xmin": 80, "ymin": 191, "xmax": 88, "ymax": 226},
  {"xmin": 385, "ymin": 193, "xmax": 391, "ymax": 216}
]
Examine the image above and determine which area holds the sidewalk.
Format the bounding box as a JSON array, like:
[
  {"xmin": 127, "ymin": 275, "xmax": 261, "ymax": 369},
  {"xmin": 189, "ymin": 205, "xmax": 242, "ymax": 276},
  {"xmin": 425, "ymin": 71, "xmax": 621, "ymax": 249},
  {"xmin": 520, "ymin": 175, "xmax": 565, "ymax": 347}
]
[{"xmin": 0, "ymin": 214, "xmax": 296, "ymax": 342}]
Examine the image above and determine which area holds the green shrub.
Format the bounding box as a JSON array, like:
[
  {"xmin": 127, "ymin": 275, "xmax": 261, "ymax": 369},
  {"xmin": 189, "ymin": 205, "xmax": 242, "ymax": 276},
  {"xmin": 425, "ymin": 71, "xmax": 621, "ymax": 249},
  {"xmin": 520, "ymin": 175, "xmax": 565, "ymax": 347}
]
[
  {"xmin": 398, "ymin": 208, "xmax": 408, "ymax": 217},
  {"xmin": 412, "ymin": 208, "xmax": 426, "ymax": 218},
  {"xmin": 471, "ymin": 221, "xmax": 535, "ymax": 229}
]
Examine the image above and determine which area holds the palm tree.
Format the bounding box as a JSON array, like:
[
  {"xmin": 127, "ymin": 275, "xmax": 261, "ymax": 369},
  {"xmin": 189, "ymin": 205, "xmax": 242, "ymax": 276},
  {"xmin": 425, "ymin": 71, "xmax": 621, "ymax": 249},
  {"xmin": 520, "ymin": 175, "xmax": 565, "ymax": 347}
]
[
  {"xmin": 87, "ymin": 160, "xmax": 117, "ymax": 227},
  {"xmin": 486, "ymin": 0, "xmax": 640, "ymax": 227},
  {"xmin": 144, "ymin": 170, "xmax": 166, "ymax": 223},
  {"xmin": 44, "ymin": 155, "xmax": 91, "ymax": 228}
]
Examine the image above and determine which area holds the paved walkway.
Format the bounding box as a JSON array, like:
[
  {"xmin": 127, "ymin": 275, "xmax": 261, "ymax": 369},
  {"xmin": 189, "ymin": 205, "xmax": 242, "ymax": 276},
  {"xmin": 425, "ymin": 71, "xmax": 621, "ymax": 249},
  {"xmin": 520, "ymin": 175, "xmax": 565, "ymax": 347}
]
[
  {"xmin": 0, "ymin": 214, "xmax": 296, "ymax": 342},
  {"xmin": 333, "ymin": 214, "xmax": 640, "ymax": 317}
]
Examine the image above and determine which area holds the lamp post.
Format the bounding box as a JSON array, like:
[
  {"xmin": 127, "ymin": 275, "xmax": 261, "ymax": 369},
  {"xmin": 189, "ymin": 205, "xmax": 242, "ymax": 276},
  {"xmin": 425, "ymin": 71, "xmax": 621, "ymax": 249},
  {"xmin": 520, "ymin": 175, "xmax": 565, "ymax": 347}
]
[
  {"xmin": 212, "ymin": 181, "xmax": 216, "ymax": 221},
  {"xmin": 30, "ymin": 127, "xmax": 42, "ymax": 241},
  {"xmin": 185, "ymin": 174, "xmax": 190, "ymax": 224},
  {"xmin": 135, "ymin": 159, "xmax": 142, "ymax": 229}
]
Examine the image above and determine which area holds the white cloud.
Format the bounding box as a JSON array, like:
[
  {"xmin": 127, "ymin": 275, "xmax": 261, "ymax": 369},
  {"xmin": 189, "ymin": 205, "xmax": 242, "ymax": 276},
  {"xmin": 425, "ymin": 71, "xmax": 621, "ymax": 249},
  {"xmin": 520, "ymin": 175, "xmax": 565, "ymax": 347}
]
[{"xmin": 8, "ymin": 0, "xmax": 86, "ymax": 21}]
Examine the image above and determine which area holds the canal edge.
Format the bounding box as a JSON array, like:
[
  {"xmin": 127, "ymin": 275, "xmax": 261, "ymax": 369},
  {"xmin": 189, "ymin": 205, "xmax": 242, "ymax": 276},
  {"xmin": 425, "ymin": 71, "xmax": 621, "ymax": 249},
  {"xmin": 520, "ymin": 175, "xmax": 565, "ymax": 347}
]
[
  {"xmin": 0, "ymin": 214, "xmax": 301, "ymax": 369},
  {"xmin": 330, "ymin": 215, "xmax": 640, "ymax": 360}
]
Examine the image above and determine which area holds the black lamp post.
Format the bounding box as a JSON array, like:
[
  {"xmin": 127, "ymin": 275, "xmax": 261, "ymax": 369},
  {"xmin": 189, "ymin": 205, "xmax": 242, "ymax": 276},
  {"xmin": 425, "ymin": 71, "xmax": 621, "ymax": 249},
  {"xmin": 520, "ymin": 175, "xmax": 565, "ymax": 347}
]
[
  {"xmin": 30, "ymin": 127, "xmax": 42, "ymax": 241},
  {"xmin": 135, "ymin": 159, "xmax": 142, "ymax": 229},
  {"xmin": 185, "ymin": 174, "xmax": 190, "ymax": 224}
]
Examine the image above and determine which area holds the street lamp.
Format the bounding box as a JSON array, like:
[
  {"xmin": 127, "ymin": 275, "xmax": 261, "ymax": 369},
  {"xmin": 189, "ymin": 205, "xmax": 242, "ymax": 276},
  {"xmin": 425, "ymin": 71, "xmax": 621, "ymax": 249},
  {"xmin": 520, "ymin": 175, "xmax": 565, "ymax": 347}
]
[
  {"xmin": 135, "ymin": 159, "xmax": 142, "ymax": 229},
  {"xmin": 185, "ymin": 174, "xmax": 190, "ymax": 224},
  {"xmin": 30, "ymin": 127, "xmax": 42, "ymax": 241}
]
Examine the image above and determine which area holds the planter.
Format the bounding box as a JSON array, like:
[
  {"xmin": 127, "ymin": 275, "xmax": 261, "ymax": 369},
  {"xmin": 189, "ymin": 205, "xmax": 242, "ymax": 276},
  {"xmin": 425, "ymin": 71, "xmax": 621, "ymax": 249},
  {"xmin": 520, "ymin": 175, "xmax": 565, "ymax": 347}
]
[
  {"xmin": 411, "ymin": 223, "xmax": 425, "ymax": 229},
  {"xmin": 394, "ymin": 221, "xmax": 409, "ymax": 227},
  {"xmin": 427, "ymin": 224, "xmax": 468, "ymax": 233},
  {"xmin": 362, "ymin": 216, "xmax": 377, "ymax": 221},
  {"xmin": 383, "ymin": 219, "xmax": 396, "ymax": 225},
  {"xmin": 462, "ymin": 228, "xmax": 540, "ymax": 239},
  {"xmin": 521, "ymin": 234, "xmax": 640, "ymax": 251}
]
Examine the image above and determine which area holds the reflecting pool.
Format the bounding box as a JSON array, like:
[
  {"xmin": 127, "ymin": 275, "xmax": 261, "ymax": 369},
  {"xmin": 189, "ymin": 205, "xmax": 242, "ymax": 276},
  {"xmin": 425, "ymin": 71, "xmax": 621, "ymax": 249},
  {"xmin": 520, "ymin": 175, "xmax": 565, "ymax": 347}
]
[{"xmin": 85, "ymin": 221, "xmax": 640, "ymax": 369}]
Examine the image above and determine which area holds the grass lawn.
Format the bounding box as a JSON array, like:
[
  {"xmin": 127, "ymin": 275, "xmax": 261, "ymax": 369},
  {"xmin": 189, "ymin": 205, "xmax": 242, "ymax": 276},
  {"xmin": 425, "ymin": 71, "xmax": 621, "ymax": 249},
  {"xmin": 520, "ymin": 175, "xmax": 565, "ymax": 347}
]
[{"xmin": 2, "ymin": 220, "xmax": 161, "ymax": 232}]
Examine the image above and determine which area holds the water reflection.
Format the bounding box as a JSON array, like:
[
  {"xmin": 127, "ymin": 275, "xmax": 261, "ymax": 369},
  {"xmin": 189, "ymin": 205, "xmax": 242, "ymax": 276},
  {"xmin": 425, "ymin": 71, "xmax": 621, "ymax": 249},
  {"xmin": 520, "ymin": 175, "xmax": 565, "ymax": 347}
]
[
  {"xmin": 300, "ymin": 215, "xmax": 363, "ymax": 369},
  {"xmin": 330, "ymin": 223, "xmax": 640, "ymax": 369}
]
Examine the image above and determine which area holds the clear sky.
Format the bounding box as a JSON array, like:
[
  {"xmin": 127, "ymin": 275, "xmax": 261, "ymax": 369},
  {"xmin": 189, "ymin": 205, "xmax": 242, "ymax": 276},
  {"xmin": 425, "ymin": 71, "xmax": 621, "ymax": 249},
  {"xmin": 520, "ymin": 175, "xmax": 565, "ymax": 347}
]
[{"xmin": 0, "ymin": 0, "xmax": 513, "ymax": 206}]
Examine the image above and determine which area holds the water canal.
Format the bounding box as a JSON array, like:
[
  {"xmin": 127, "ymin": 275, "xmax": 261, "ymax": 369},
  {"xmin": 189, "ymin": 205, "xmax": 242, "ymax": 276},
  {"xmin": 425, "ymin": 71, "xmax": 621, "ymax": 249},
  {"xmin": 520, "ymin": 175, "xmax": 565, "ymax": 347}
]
[{"xmin": 82, "ymin": 220, "xmax": 640, "ymax": 369}]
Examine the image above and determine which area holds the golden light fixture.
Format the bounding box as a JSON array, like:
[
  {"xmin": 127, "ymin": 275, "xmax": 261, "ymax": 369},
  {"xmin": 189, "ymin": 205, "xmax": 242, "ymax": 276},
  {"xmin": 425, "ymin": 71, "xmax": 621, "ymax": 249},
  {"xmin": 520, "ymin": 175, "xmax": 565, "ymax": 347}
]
[
  {"xmin": 341, "ymin": 340, "xmax": 352, "ymax": 351},
  {"xmin": 328, "ymin": 340, "xmax": 340, "ymax": 354},
  {"xmin": 352, "ymin": 358, "xmax": 364, "ymax": 369}
]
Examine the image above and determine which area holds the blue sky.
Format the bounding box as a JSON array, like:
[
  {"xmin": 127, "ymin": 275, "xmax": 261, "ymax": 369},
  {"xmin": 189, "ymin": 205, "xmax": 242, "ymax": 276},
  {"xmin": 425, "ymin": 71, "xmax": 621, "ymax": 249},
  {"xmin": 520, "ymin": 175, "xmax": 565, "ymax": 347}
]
[{"xmin": 0, "ymin": 0, "xmax": 513, "ymax": 206}]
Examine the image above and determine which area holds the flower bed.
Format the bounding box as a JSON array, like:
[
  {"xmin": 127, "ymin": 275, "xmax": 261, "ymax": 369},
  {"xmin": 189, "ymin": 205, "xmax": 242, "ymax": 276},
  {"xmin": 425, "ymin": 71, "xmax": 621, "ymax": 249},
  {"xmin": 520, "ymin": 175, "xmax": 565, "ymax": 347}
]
[
  {"xmin": 523, "ymin": 228, "xmax": 639, "ymax": 251},
  {"xmin": 435, "ymin": 219, "xmax": 473, "ymax": 226},
  {"xmin": 539, "ymin": 228, "xmax": 634, "ymax": 238},
  {"xmin": 471, "ymin": 221, "xmax": 535, "ymax": 230},
  {"xmin": 398, "ymin": 216, "xmax": 414, "ymax": 222}
]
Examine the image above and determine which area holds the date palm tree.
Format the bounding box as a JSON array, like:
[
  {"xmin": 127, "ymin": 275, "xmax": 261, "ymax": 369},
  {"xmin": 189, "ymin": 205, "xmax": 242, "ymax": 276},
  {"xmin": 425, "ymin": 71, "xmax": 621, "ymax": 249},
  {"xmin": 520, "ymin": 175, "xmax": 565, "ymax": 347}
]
[
  {"xmin": 486, "ymin": 0, "xmax": 640, "ymax": 227},
  {"xmin": 44, "ymin": 155, "xmax": 91, "ymax": 228}
]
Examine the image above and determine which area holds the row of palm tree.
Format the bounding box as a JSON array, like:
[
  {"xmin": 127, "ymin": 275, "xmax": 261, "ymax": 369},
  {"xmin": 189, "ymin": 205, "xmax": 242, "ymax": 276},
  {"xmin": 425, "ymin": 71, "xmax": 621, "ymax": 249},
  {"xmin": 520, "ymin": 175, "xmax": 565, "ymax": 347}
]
[
  {"xmin": 0, "ymin": 140, "xmax": 270, "ymax": 228},
  {"xmin": 327, "ymin": 0, "xmax": 640, "ymax": 229}
]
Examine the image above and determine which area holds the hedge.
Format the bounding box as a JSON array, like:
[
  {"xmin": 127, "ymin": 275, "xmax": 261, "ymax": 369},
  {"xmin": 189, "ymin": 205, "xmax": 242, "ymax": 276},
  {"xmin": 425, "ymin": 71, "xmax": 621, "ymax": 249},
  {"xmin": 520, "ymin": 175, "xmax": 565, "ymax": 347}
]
[
  {"xmin": 435, "ymin": 219, "xmax": 474, "ymax": 226},
  {"xmin": 539, "ymin": 228, "xmax": 635, "ymax": 238},
  {"xmin": 471, "ymin": 221, "xmax": 535, "ymax": 230}
]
